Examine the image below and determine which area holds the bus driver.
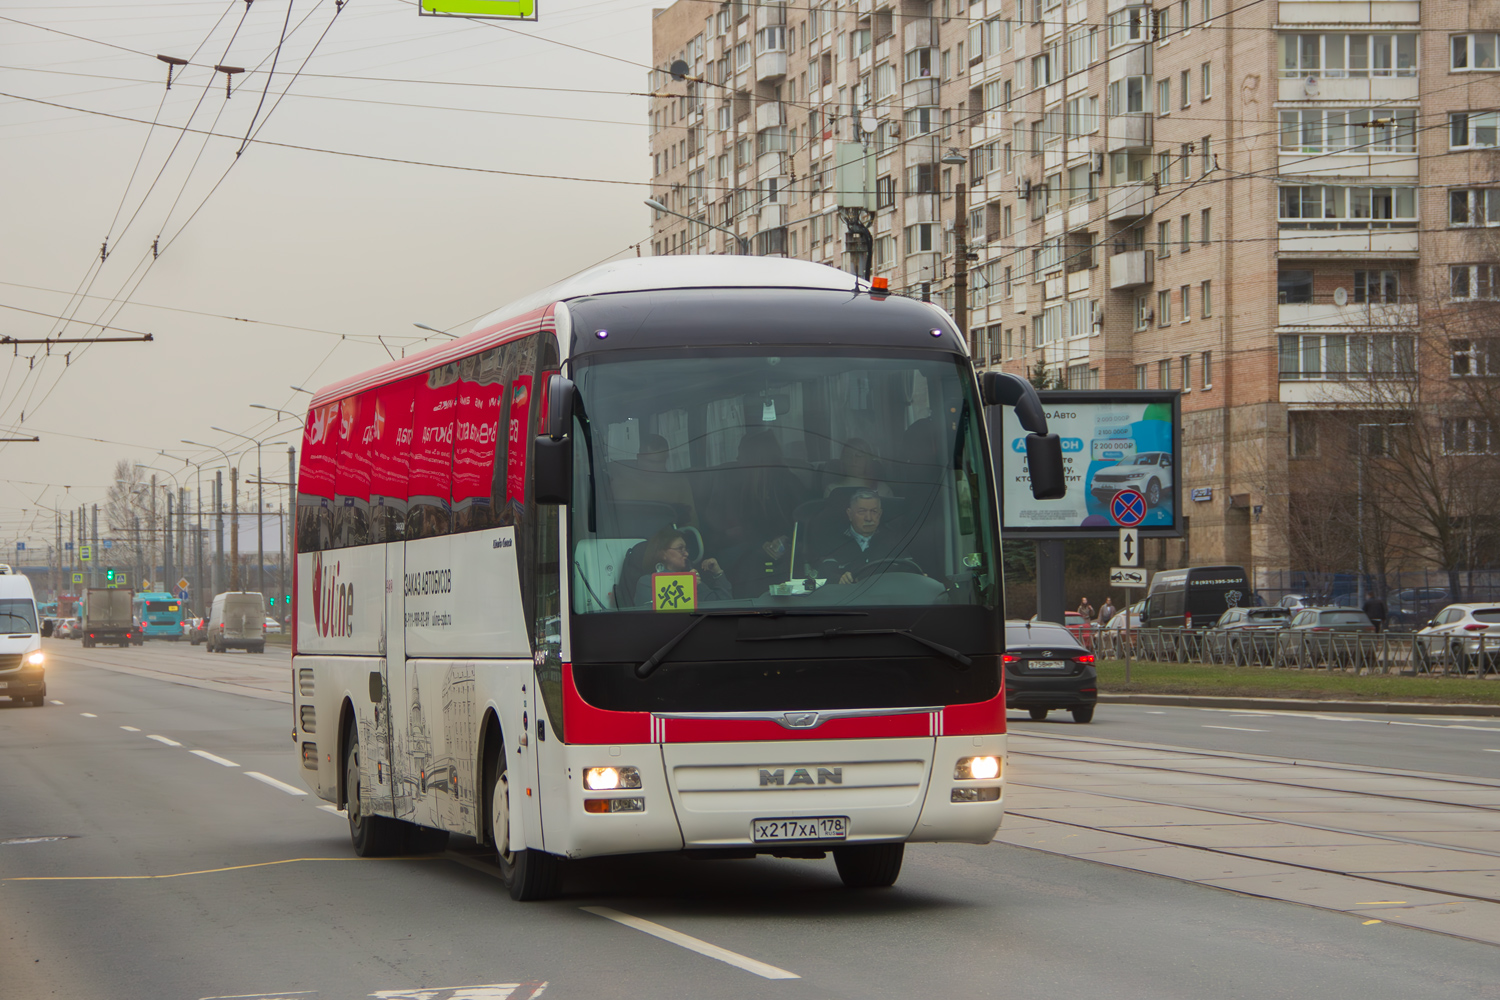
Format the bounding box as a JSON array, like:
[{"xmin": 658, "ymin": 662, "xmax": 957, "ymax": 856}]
[{"xmin": 814, "ymin": 489, "xmax": 901, "ymax": 585}]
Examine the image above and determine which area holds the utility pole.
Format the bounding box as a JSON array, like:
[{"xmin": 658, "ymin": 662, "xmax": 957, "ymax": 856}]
[
  {"xmin": 91, "ymin": 504, "xmax": 98, "ymax": 590},
  {"xmin": 149, "ymin": 474, "xmax": 158, "ymax": 588},
  {"xmin": 255, "ymin": 449, "xmax": 263, "ymax": 597},
  {"xmin": 164, "ymin": 489, "xmax": 173, "ymax": 597},
  {"xmin": 229, "ymin": 466, "xmax": 240, "ymax": 590},
  {"xmin": 214, "ymin": 471, "xmax": 224, "ymax": 595}
]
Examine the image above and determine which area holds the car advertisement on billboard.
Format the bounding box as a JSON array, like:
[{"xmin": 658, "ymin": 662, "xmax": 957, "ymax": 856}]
[{"xmin": 995, "ymin": 390, "xmax": 1181, "ymax": 537}]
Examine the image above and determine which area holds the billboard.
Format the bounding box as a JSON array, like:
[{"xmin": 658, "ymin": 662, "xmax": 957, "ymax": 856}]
[
  {"xmin": 419, "ymin": 0, "xmax": 537, "ymax": 19},
  {"xmin": 996, "ymin": 390, "xmax": 1181, "ymax": 538}
]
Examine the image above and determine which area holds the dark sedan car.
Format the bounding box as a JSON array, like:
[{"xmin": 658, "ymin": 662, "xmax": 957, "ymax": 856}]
[
  {"xmin": 1005, "ymin": 620, "xmax": 1097, "ymax": 724},
  {"xmin": 1207, "ymin": 606, "xmax": 1291, "ymax": 663}
]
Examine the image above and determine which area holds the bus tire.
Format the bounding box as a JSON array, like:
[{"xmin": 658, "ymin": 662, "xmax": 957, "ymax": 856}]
[
  {"xmin": 345, "ymin": 723, "xmax": 403, "ymax": 857},
  {"xmin": 489, "ymin": 751, "xmax": 561, "ymax": 901},
  {"xmin": 833, "ymin": 843, "xmax": 904, "ymax": 889}
]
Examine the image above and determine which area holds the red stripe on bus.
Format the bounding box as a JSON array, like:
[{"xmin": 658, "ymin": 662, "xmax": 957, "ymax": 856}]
[{"xmin": 562, "ymin": 662, "xmax": 652, "ymax": 744}]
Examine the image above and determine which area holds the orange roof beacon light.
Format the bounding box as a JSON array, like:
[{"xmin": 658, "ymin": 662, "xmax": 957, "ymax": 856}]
[{"xmin": 871, "ymin": 277, "xmax": 889, "ymax": 298}]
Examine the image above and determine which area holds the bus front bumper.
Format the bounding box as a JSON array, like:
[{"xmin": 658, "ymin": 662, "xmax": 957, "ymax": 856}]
[{"xmin": 547, "ymin": 735, "xmax": 1006, "ymax": 860}]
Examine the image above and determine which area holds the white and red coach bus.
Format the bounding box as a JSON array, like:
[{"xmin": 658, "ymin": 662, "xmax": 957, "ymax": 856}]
[{"xmin": 292, "ymin": 256, "xmax": 1063, "ymax": 899}]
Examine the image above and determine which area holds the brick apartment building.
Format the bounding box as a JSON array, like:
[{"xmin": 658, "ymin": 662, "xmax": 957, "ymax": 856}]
[{"xmin": 647, "ymin": 0, "xmax": 1500, "ymax": 590}]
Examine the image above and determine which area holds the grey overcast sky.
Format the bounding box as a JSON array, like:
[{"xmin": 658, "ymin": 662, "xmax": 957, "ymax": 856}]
[{"xmin": 0, "ymin": 0, "xmax": 664, "ymax": 547}]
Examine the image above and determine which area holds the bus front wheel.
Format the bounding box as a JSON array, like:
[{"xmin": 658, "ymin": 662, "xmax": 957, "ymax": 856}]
[
  {"xmin": 833, "ymin": 843, "xmax": 904, "ymax": 889},
  {"xmin": 489, "ymin": 752, "xmax": 561, "ymax": 901},
  {"xmin": 345, "ymin": 724, "xmax": 403, "ymax": 857}
]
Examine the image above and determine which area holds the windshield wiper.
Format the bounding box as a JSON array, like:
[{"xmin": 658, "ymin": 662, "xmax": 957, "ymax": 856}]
[
  {"xmin": 636, "ymin": 609, "xmax": 866, "ymax": 679},
  {"xmin": 740, "ymin": 627, "xmax": 972, "ymax": 668}
]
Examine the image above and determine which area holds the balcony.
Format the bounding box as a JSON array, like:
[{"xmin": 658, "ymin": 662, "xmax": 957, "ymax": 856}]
[
  {"xmin": 903, "ymin": 78, "xmax": 939, "ymax": 105},
  {"xmin": 1277, "ymin": 0, "xmax": 1421, "ymax": 24},
  {"xmin": 1277, "ymin": 151, "xmax": 1418, "ymax": 179},
  {"xmin": 1109, "ymin": 249, "xmax": 1154, "ymax": 289},
  {"xmin": 756, "ymin": 50, "xmax": 786, "ymax": 83},
  {"xmin": 1105, "ymin": 113, "xmax": 1152, "ymax": 153},
  {"xmin": 754, "ymin": 102, "xmax": 784, "ymax": 132},
  {"xmin": 1277, "ymin": 74, "xmax": 1419, "ymax": 104},
  {"xmin": 1105, "ymin": 181, "xmax": 1154, "ymax": 221},
  {"xmin": 1277, "ymin": 227, "xmax": 1419, "ymax": 257},
  {"xmin": 1277, "ymin": 297, "xmax": 1418, "ymax": 330}
]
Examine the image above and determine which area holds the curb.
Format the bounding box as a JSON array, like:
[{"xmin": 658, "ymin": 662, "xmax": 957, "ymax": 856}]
[{"xmin": 1097, "ymin": 692, "xmax": 1500, "ymax": 717}]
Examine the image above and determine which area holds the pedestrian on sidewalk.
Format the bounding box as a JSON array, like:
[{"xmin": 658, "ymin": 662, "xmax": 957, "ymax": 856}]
[{"xmin": 1099, "ymin": 597, "xmax": 1116, "ymax": 626}]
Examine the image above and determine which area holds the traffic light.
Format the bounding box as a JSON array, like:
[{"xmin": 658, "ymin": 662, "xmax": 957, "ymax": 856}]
[
  {"xmin": 105, "ymin": 568, "xmax": 115, "ymax": 583},
  {"xmin": 268, "ymin": 596, "xmax": 276, "ymax": 606},
  {"xmin": 284, "ymin": 594, "xmax": 291, "ymax": 607}
]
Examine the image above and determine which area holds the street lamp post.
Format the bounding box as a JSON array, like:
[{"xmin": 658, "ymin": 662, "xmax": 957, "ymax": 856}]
[
  {"xmin": 211, "ymin": 429, "xmax": 288, "ymax": 598},
  {"xmin": 644, "ymin": 198, "xmax": 751, "ymax": 255},
  {"xmin": 184, "ymin": 439, "xmax": 249, "ymax": 592}
]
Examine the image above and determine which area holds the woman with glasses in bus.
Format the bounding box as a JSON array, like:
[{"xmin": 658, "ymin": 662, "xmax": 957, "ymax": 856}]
[{"xmin": 633, "ymin": 526, "xmax": 733, "ymax": 607}]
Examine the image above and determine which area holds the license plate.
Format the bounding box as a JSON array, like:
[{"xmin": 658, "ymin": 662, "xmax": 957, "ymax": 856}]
[
  {"xmin": 1028, "ymin": 660, "xmax": 1064, "ymax": 670},
  {"xmin": 751, "ymin": 816, "xmax": 848, "ymax": 842}
]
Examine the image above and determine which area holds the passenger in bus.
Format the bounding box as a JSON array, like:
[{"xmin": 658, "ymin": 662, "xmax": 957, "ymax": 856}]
[
  {"xmin": 632, "ymin": 527, "xmax": 732, "ymax": 606},
  {"xmin": 704, "ymin": 429, "xmax": 809, "ymax": 594},
  {"xmin": 810, "ymin": 489, "xmax": 904, "ymax": 585},
  {"xmin": 823, "ymin": 438, "xmax": 893, "ymax": 497},
  {"xmin": 610, "ymin": 433, "xmax": 697, "ymax": 525}
]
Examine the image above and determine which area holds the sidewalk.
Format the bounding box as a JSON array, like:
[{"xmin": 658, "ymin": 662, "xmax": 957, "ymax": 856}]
[{"xmin": 1100, "ymin": 693, "xmax": 1500, "ymax": 717}]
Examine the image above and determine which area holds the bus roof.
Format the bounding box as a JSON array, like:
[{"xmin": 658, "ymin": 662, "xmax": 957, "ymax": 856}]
[{"xmin": 308, "ymin": 258, "xmax": 878, "ymax": 407}]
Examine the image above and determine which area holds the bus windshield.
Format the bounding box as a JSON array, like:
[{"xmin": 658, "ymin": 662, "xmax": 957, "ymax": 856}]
[{"xmin": 568, "ymin": 349, "xmax": 999, "ymax": 614}]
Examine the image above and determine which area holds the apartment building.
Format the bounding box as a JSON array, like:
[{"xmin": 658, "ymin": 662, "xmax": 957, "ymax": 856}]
[{"xmin": 648, "ymin": 0, "xmax": 1500, "ymax": 586}]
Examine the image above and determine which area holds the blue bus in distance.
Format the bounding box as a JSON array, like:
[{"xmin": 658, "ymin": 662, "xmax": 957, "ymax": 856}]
[{"xmin": 133, "ymin": 592, "xmax": 186, "ymax": 640}]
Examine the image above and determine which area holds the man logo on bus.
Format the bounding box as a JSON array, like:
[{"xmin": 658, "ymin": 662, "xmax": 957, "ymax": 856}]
[{"xmin": 312, "ymin": 552, "xmax": 354, "ymax": 638}]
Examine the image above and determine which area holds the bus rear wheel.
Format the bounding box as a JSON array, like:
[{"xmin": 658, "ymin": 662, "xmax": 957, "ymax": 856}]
[
  {"xmin": 833, "ymin": 843, "xmax": 904, "ymax": 888},
  {"xmin": 489, "ymin": 754, "xmax": 561, "ymax": 901},
  {"xmin": 345, "ymin": 724, "xmax": 403, "ymax": 857}
]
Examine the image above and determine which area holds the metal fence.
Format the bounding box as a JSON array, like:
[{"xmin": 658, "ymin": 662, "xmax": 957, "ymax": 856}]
[{"xmin": 1082, "ymin": 626, "xmax": 1500, "ymax": 677}]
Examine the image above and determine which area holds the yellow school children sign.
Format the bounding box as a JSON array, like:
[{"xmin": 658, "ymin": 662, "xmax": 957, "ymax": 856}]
[
  {"xmin": 652, "ymin": 573, "xmax": 697, "ymax": 612},
  {"xmin": 420, "ymin": 0, "xmax": 536, "ymax": 18}
]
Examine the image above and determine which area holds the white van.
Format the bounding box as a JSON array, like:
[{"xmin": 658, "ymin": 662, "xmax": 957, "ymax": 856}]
[
  {"xmin": 0, "ymin": 566, "xmax": 45, "ymax": 706},
  {"xmin": 206, "ymin": 591, "xmax": 267, "ymax": 654}
]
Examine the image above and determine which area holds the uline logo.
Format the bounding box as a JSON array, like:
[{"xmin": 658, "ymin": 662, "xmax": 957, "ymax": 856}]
[
  {"xmin": 493, "ymin": 537, "xmax": 514, "ymax": 549},
  {"xmin": 759, "ymin": 767, "xmax": 842, "ymax": 786},
  {"xmin": 312, "ymin": 552, "xmax": 354, "ymax": 638}
]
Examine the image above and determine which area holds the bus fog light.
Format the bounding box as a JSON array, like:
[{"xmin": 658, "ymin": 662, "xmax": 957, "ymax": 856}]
[
  {"xmin": 952, "ymin": 787, "xmax": 1001, "ymax": 803},
  {"xmin": 584, "ymin": 765, "xmax": 641, "ymax": 790},
  {"xmin": 26, "ymin": 651, "xmax": 44, "ymax": 666},
  {"xmin": 954, "ymin": 756, "xmax": 1001, "ymax": 780}
]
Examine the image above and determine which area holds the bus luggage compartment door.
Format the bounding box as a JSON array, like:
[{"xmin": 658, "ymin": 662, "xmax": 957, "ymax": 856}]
[{"xmin": 659, "ymin": 738, "xmax": 933, "ymax": 848}]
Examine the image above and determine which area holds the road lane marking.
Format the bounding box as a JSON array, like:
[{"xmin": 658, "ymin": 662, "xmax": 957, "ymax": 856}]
[
  {"xmin": 120, "ymin": 726, "xmax": 140, "ymax": 732},
  {"xmin": 199, "ymin": 993, "xmax": 316, "ymax": 999},
  {"xmin": 1362, "ymin": 920, "xmax": 1383, "ymax": 925},
  {"xmin": 1485, "ymin": 749, "xmax": 1500, "ymax": 754},
  {"xmin": 48, "ymin": 699, "xmax": 62, "ymax": 705},
  {"xmin": 6, "ymin": 857, "xmax": 442, "ymax": 881},
  {"xmin": 367, "ymin": 984, "xmax": 547, "ymax": 1000},
  {"xmin": 190, "ymin": 749, "xmax": 239, "ymax": 768},
  {"xmin": 1386, "ymin": 721, "xmax": 1500, "ymax": 733},
  {"xmin": 80, "ymin": 712, "xmax": 96, "ymax": 718},
  {"xmin": 147, "ymin": 734, "xmax": 182, "ymax": 746},
  {"xmin": 244, "ymin": 771, "xmax": 307, "ymax": 796},
  {"xmin": 581, "ymin": 905, "xmax": 799, "ymax": 980},
  {"xmin": 1202, "ymin": 725, "xmax": 1268, "ymax": 732},
  {"xmin": 1144, "ymin": 711, "xmax": 1165, "ymax": 714},
  {"xmin": 1358, "ymin": 901, "xmax": 1407, "ymax": 905}
]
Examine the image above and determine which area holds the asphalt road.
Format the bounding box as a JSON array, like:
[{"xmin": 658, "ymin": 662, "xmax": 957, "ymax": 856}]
[{"xmin": 2, "ymin": 641, "xmax": 1497, "ymax": 1000}]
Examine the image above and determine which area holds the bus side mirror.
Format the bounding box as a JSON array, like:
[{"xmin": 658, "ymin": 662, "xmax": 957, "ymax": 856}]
[
  {"xmin": 980, "ymin": 371, "xmax": 1049, "ymax": 435},
  {"xmin": 545, "ymin": 374, "xmax": 575, "ymax": 441},
  {"xmin": 535, "ymin": 374, "xmax": 576, "ymax": 505},
  {"xmin": 1026, "ymin": 433, "xmax": 1066, "ymax": 500}
]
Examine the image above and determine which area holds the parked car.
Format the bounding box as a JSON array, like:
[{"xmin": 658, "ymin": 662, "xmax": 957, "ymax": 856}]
[
  {"xmin": 1005, "ymin": 620, "xmax": 1097, "ymax": 724},
  {"xmin": 1412, "ymin": 604, "xmax": 1500, "ymax": 673},
  {"xmin": 1102, "ymin": 601, "xmax": 1143, "ymax": 630},
  {"xmin": 205, "ymin": 592, "xmax": 267, "ymax": 654},
  {"xmin": 1388, "ymin": 588, "xmax": 1453, "ymax": 628},
  {"xmin": 263, "ymin": 616, "xmax": 282, "ymax": 635},
  {"xmin": 1207, "ymin": 606, "xmax": 1291, "ymax": 663},
  {"xmin": 1278, "ymin": 594, "xmax": 1311, "ymax": 610},
  {"xmin": 1030, "ymin": 612, "xmax": 1093, "ymax": 645},
  {"xmin": 1142, "ymin": 566, "xmax": 1251, "ymax": 630},
  {"xmin": 1274, "ymin": 607, "xmax": 1375, "ymax": 668},
  {"xmin": 1088, "ymin": 451, "xmax": 1174, "ymax": 508}
]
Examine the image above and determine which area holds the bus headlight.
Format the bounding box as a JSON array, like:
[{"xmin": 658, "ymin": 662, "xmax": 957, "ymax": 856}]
[
  {"xmin": 954, "ymin": 756, "xmax": 1001, "ymax": 780},
  {"xmin": 583, "ymin": 766, "xmax": 641, "ymax": 790},
  {"xmin": 26, "ymin": 650, "xmax": 44, "ymax": 666}
]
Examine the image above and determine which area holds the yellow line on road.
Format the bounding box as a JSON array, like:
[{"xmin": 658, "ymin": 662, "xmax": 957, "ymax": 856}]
[{"xmin": 5, "ymin": 856, "xmax": 446, "ymax": 881}]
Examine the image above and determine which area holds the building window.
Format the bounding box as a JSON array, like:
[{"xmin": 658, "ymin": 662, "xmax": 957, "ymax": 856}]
[
  {"xmin": 1450, "ymin": 112, "xmax": 1500, "ymax": 150},
  {"xmin": 1109, "ymin": 7, "xmax": 1149, "ymax": 47},
  {"xmin": 1451, "ymin": 264, "xmax": 1500, "ymax": 300},
  {"xmin": 1201, "ymin": 62, "xmax": 1211, "ymax": 98},
  {"xmin": 1444, "ymin": 418, "xmax": 1495, "ymax": 454},
  {"xmin": 1452, "ymin": 34, "xmax": 1500, "ymax": 71},
  {"xmin": 1451, "ymin": 338, "xmax": 1500, "ymax": 376},
  {"xmin": 905, "ymin": 223, "xmax": 938, "ymax": 253},
  {"xmin": 1450, "ymin": 189, "xmax": 1500, "ymax": 227},
  {"xmin": 1158, "ymin": 358, "xmax": 1172, "ymax": 389},
  {"xmin": 1108, "ymin": 76, "xmax": 1146, "ymax": 114},
  {"xmin": 876, "ymin": 175, "xmax": 895, "ymax": 209},
  {"xmin": 904, "ymin": 47, "xmax": 936, "ymax": 80},
  {"xmin": 1157, "ymin": 289, "xmax": 1171, "ymax": 326},
  {"xmin": 906, "ymin": 163, "xmax": 937, "ymax": 194},
  {"xmin": 1289, "ymin": 413, "xmax": 1318, "ymax": 458},
  {"xmin": 1353, "ymin": 270, "xmax": 1401, "ymax": 303},
  {"xmin": 1135, "ymin": 364, "xmax": 1148, "ymax": 389},
  {"xmin": 1278, "ymin": 33, "xmax": 1418, "ymax": 79},
  {"xmin": 1179, "ymin": 214, "xmax": 1191, "ymax": 251},
  {"xmin": 1157, "ymin": 79, "xmax": 1171, "ymax": 115},
  {"xmin": 1279, "ymin": 333, "xmax": 1415, "ymax": 380},
  {"xmin": 1179, "ymin": 285, "xmax": 1190, "ymax": 320},
  {"xmin": 1135, "ymin": 295, "xmax": 1151, "ymax": 331},
  {"xmin": 1157, "ymin": 220, "xmax": 1171, "ymax": 257},
  {"xmin": 1278, "ymin": 185, "xmax": 1417, "ymax": 228},
  {"xmin": 1201, "ymin": 351, "xmax": 1212, "ymax": 387},
  {"xmin": 1279, "ymin": 108, "xmax": 1417, "ymax": 153},
  {"xmin": 1278, "ymin": 270, "xmax": 1313, "ymax": 304},
  {"xmin": 1201, "ymin": 280, "xmax": 1212, "ymax": 317},
  {"xmin": 1180, "ymin": 69, "xmax": 1190, "ymax": 107},
  {"xmin": 1181, "ymin": 354, "xmax": 1192, "ymax": 390},
  {"xmin": 1200, "ymin": 207, "xmax": 1211, "ymax": 244}
]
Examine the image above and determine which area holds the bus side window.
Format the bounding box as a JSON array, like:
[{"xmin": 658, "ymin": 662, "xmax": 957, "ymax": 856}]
[
  {"xmin": 369, "ymin": 377, "xmax": 415, "ymax": 543},
  {"xmin": 297, "ymin": 401, "xmax": 339, "ymax": 553},
  {"xmin": 407, "ymin": 363, "xmax": 460, "ymax": 540},
  {"xmin": 334, "ymin": 392, "xmax": 374, "ymax": 548},
  {"xmin": 452, "ymin": 347, "xmax": 507, "ymax": 534}
]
